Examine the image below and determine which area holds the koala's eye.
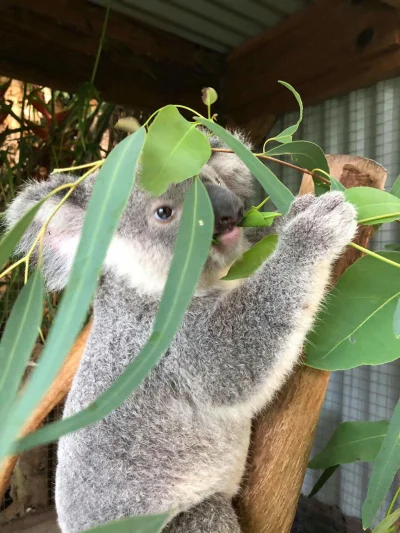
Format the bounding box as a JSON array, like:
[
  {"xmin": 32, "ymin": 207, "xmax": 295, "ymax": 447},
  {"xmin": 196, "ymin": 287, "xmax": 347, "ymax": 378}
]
[{"xmin": 155, "ymin": 206, "xmax": 174, "ymax": 221}]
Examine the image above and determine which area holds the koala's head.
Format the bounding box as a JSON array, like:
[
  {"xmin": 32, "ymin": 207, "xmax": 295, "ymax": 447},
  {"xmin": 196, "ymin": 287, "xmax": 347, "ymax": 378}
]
[
  {"xmin": 108, "ymin": 131, "xmax": 255, "ymax": 294},
  {"xmin": 7, "ymin": 130, "xmax": 257, "ymax": 296}
]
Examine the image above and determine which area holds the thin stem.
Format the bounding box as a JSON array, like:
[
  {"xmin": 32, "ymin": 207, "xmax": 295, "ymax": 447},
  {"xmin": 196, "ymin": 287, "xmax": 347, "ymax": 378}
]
[
  {"xmin": 350, "ymin": 242, "xmax": 400, "ymax": 269},
  {"xmin": 91, "ymin": 0, "xmax": 112, "ymax": 86},
  {"xmin": 254, "ymin": 196, "xmax": 270, "ymax": 211},
  {"xmin": 54, "ymin": 162, "xmax": 102, "ymax": 173},
  {"xmin": 211, "ymin": 148, "xmax": 331, "ymax": 185},
  {"xmin": 387, "ymin": 486, "xmax": 400, "ymax": 518}
]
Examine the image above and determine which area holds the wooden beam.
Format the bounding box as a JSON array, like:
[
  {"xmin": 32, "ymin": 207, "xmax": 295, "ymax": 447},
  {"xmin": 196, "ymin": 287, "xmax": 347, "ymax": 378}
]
[
  {"xmin": 0, "ymin": 0, "xmax": 223, "ymax": 111},
  {"xmin": 226, "ymin": 0, "xmax": 400, "ymax": 127},
  {"xmin": 382, "ymin": 0, "xmax": 400, "ymax": 8}
]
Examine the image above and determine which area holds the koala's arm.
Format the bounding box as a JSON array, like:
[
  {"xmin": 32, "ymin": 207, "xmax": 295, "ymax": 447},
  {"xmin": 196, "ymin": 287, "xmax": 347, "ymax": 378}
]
[
  {"xmin": 178, "ymin": 193, "xmax": 357, "ymax": 408},
  {"xmin": 5, "ymin": 172, "xmax": 96, "ymax": 290}
]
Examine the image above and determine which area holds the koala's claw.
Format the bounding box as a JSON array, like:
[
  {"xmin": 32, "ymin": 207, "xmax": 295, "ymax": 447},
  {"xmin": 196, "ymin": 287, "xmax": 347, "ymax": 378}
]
[{"xmin": 282, "ymin": 192, "xmax": 358, "ymax": 260}]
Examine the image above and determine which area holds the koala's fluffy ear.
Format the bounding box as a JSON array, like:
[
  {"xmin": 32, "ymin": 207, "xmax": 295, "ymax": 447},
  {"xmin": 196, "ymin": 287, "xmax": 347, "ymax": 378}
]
[
  {"xmin": 5, "ymin": 172, "xmax": 96, "ymax": 291},
  {"xmin": 203, "ymin": 129, "xmax": 256, "ymax": 205}
]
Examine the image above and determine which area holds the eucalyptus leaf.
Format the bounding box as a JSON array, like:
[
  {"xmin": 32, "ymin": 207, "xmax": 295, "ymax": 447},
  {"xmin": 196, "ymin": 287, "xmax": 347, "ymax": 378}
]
[
  {"xmin": 330, "ymin": 176, "xmax": 346, "ymax": 191},
  {"xmin": 344, "ymin": 187, "xmax": 400, "ymax": 225},
  {"xmin": 83, "ymin": 513, "xmax": 168, "ymax": 533},
  {"xmin": 371, "ymin": 509, "xmax": 400, "ymax": 533},
  {"xmin": 240, "ymin": 209, "xmax": 281, "ymax": 228},
  {"xmin": 362, "ymin": 398, "xmax": 400, "ymax": 528},
  {"xmin": 0, "ymin": 198, "xmax": 46, "ymax": 270},
  {"xmin": 306, "ymin": 253, "xmax": 400, "ymax": 370},
  {"xmin": 309, "ymin": 421, "xmax": 389, "ymax": 470},
  {"xmin": 141, "ymin": 106, "xmax": 211, "ymax": 196},
  {"xmin": 265, "ymin": 140, "xmax": 330, "ymax": 196},
  {"xmin": 268, "ymin": 81, "xmax": 303, "ymax": 144},
  {"xmin": 0, "ymin": 270, "xmax": 44, "ymax": 425},
  {"xmin": 14, "ymin": 179, "xmax": 213, "ymax": 453},
  {"xmin": 390, "ymin": 174, "xmax": 400, "ymax": 198},
  {"xmin": 222, "ymin": 234, "xmax": 278, "ymax": 281},
  {"xmin": 393, "ymin": 297, "xmax": 400, "ymax": 339},
  {"xmin": 198, "ymin": 118, "xmax": 294, "ymax": 213},
  {"xmin": 0, "ymin": 128, "xmax": 146, "ymax": 460},
  {"xmin": 308, "ymin": 466, "xmax": 339, "ymax": 498}
]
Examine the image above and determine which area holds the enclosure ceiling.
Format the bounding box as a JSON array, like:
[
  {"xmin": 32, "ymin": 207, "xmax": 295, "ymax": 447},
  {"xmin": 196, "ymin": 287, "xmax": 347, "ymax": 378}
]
[{"xmin": 90, "ymin": 0, "xmax": 313, "ymax": 52}]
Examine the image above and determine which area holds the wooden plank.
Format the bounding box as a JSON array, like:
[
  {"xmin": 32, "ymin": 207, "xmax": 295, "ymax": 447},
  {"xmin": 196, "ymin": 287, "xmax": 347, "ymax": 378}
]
[
  {"xmin": 1, "ymin": 510, "xmax": 60, "ymax": 532},
  {"xmin": 382, "ymin": 0, "xmax": 400, "ymax": 8},
  {"xmin": 0, "ymin": 0, "xmax": 223, "ymax": 111},
  {"xmin": 226, "ymin": 0, "xmax": 400, "ymax": 126}
]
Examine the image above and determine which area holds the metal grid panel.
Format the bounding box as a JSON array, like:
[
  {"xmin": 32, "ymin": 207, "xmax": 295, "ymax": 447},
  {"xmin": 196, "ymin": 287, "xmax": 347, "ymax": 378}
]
[
  {"xmin": 269, "ymin": 77, "xmax": 400, "ymax": 524},
  {"xmin": 90, "ymin": 0, "xmax": 313, "ymax": 52}
]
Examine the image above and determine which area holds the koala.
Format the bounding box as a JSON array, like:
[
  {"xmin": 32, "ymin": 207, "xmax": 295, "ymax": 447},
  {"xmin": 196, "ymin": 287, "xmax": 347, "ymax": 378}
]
[{"xmin": 6, "ymin": 131, "xmax": 357, "ymax": 533}]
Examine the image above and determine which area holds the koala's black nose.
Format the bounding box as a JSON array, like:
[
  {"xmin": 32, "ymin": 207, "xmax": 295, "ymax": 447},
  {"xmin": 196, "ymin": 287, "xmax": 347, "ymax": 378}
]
[{"xmin": 205, "ymin": 184, "xmax": 244, "ymax": 236}]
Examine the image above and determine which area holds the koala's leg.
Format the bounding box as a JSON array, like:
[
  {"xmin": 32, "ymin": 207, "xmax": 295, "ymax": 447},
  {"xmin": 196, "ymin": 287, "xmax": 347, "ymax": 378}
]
[{"xmin": 163, "ymin": 494, "xmax": 241, "ymax": 533}]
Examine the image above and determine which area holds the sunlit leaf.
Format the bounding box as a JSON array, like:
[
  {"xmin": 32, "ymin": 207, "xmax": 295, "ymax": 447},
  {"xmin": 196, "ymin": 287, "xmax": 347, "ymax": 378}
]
[
  {"xmin": 240, "ymin": 209, "xmax": 281, "ymax": 228},
  {"xmin": 306, "ymin": 253, "xmax": 400, "ymax": 370},
  {"xmin": 0, "ymin": 270, "xmax": 44, "ymax": 425},
  {"xmin": 371, "ymin": 508, "xmax": 400, "ymax": 533},
  {"xmin": 345, "ymin": 187, "xmax": 400, "ymax": 225},
  {"xmin": 141, "ymin": 106, "xmax": 211, "ymax": 196},
  {"xmin": 83, "ymin": 513, "xmax": 168, "ymax": 533},
  {"xmin": 0, "ymin": 128, "xmax": 146, "ymax": 460},
  {"xmin": 14, "ymin": 179, "xmax": 213, "ymax": 453},
  {"xmin": 362, "ymin": 398, "xmax": 400, "ymax": 528},
  {"xmin": 308, "ymin": 466, "xmax": 339, "ymax": 498},
  {"xmin": 309, "ymin": 421, "xmax": 389, "ymax": 469},
  {"xmin": 198, "ymin": 118, "xmax": 294, "ymax": 213},
  {"xmin": 222, "ymin": 234, "xmax": 278, "ymax": 281}
]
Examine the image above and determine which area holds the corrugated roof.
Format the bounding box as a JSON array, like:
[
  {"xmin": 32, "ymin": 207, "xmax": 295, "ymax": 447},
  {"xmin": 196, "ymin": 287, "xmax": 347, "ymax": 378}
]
[{"xmin": 91, "ymin": 0, "xmax": 313, "ymax": 52}]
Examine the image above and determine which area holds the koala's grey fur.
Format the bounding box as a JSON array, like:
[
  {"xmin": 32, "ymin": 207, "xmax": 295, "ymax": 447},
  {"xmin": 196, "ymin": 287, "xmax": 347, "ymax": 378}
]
[{"xmin": 6, "ymin": 131, "xmax": 357, "ymax": 533}]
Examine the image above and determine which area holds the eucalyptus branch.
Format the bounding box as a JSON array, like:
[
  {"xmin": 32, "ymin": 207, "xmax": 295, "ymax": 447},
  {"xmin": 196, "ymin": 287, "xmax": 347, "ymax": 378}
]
[{"xmin": 211, "ymin": 148, "xmax": 331, "ymax": 185}]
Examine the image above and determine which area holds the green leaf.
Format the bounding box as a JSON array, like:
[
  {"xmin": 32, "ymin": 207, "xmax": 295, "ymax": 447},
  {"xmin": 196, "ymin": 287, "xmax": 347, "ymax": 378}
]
[
  {"xmin": 394, "ymin": 297, "xmax": 400, "ymax": 339},
  {"xmin": 330, "ymin": 176, "xmax": 346, "ymax": 192},
  {"xmin": 390, "ymin": 174, "xmax": 400, "ymax": 198},
  {"xmin": 309, "ymin": 421, "xmax": 389, "ymax": 469},
  {"xmin": 371, "ymin": 509, "xmax": 400, "ymax": 533},
  {"xmin": 0, "ymin": 270, "xmax": 44, "ymax": 425},
  {"xmin": 0, "ymin": 128, "xmax": 146, "ymax": 460},
  {"xmin": 265, "ymin": 140, "xmax": 330, "ymax": 196},
  {"xmin": 0, "ymin": 198, "xmax": 46, "ymax": 270},
  {"xmin": 240, "ymin": 209, "xmax": 281, "ymax": 228},
  {"xmin": 308, "ymin": 466, "xmax": 339, "ymax": 498},
  {"xmin": 140, "ymin": 105, "xmax": 211, "ymax": 196},
  {"xmin": 344, "ymin": 187, "xmax": 400, "ymax": 225},
  {"xmin": 83, "ymin": 513, "xmax": 168, "ymax": 533},
  {"xmin": 269, "ymin": 81, "xmax": 303, "ymax": 144},
  {"xmin": 197, "ymin": 118, "xmax": 294, "ymax": 214},
  {"xmin": 306, "ymin": 252, "xmax": 400, "ymax": 370},
  {"xmin": 222, "ymin": 234, "xmax": 278, "ymax": 281},
  {"xmin": 13, "ymin": 179, "xmax": 213, "ymax": 453},
  {"xmin": 362, "ymin": 398, "xmax": 400, "ymax": 528}
]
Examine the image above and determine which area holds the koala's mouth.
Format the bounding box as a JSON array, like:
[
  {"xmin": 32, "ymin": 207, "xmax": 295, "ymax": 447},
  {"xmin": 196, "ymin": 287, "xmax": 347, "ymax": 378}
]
[{"xmin": 212, "ymin": 226, "xmax": 241, "ymax": 247}]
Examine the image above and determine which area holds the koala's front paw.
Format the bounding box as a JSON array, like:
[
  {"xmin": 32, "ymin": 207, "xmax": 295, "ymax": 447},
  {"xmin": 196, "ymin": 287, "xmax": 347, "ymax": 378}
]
[{"xmin": 281, "ymin": 192, "xmax": 357, "ymax": 261}]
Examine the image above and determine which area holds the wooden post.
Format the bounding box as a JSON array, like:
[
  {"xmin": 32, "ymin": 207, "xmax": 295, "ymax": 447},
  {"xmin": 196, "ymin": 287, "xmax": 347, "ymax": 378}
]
[{"xmin": 236, "ymin": 155, "xmax": 387, "ymax": 533}]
